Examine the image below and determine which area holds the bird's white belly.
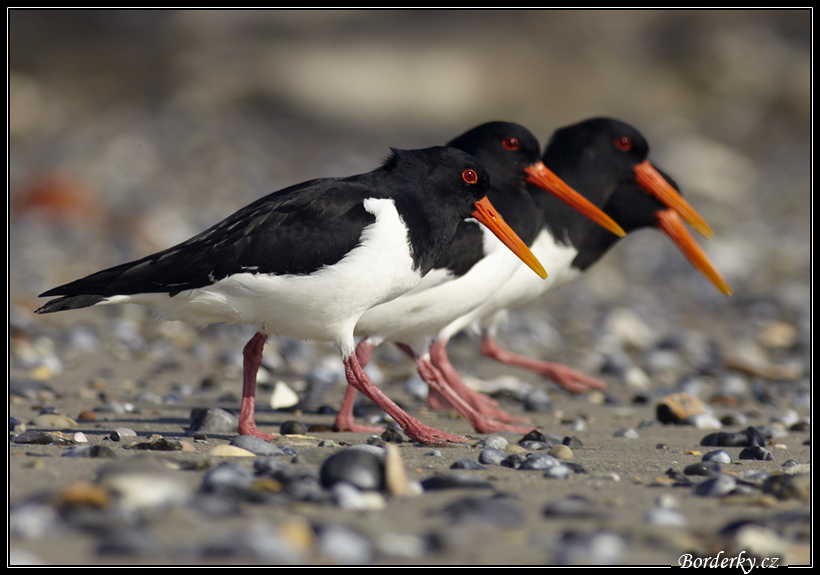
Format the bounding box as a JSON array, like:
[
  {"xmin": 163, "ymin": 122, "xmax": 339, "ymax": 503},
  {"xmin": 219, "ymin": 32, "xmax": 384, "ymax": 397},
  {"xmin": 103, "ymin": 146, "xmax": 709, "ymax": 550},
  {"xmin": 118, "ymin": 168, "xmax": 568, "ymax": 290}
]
[
  {"xmin": 354, "ymin": 225, "xmax": 527, "ymax": 350},
  {"xmin": 104, "ymin": 198, "xmax": 421, "ymax": 358},
  {"xmin": 438, "ymin": 229, "xmax": 580, "ymax": 341}
]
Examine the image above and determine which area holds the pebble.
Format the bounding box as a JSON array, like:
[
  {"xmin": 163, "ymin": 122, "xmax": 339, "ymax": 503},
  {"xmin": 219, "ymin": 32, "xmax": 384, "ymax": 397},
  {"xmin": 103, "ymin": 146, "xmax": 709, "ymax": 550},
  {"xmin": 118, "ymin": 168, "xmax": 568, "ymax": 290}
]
[
  {"xmin": 210, "ymin": 444, "xmax": 256, "ymax": 457},
  {"xmin": 702, "ymin": 449, "xmax": 733, "ymax": 464},
  {"xmin": 61, "ymin": 445, "xmax": 116, "ymax": 458},
  {"xmin": 279, "ymin": 420, "xmax": 307, "ymax": 435},
  {"xmin": 441, "ymin": 495, "xmax": 524, "ymax": 527},
  {"xmin": 549, "ymin": 444, "xmax": 573, "ymax": 459},
  {"xmin": 480, "ymin": 435, "xmax": 510, "ymax": 450},
  {"xmin": 692, "ymin": 474, "xmax": 737, "ymax": 497},
  {"xmin": 96, "ymin": 456, "xmax": 190, "ymax": 510},
  {"xmin": 320, "ymin": 448, "xmax": 385, "ymax": 491},
  {"xmin": 738, "ymin": 445, "xmax": 774, "ymax": 461},
  {"xmin": 31, "ymin": 412, "xmax": 79, "ymax": 429},
  {"xmin": 450, "ymin": 458, "xmax": 485, "ymax": 470},
  {"xmin": 110, "ymin": 427, "xmax": 137, "ymax": 441},
  {"xmin": 683, "ymin": 461, "xmax": 722, "ymax": 477},
  {"xmin": 420, "ymin": 473, "xmax": 494, "ymax": 491},
  {"xmin": 316, "ymin": 524, "xmax": 374, "ymax": 565},
  {"xmin": 519, "ymin": 453, "xmax": 560, "ymax": 470},
  {"xmin": 12, "ymin": 430, "xmax": 74, "ymax": 445},
  {"xmin": 543, "ymin": 495, "xmax": 601, "ymax": 518},
  {"xmin": 478, "ymin": 447, "xmax": 506, "ymax": 466},
  {"xmin": 186, "ymin": 407, "xmax": 238, "ymax": 435},
  {"xmin": 331, "ymin": 481, "xmax": 386, "ymax": 510},
  {"xmin": 269, "ymin": 380, "xmax": 300, "ymax": 409},
  {"xmin": 230, "ymin": 435, "xmax": 289, "ymax": 456},
  {"xmin": 613, "ymin": 428, "xmax": 639, "ymax": 439},
  {"xmin": 543, "ymin": 464, "xmax": 571, "ymax": 480}
]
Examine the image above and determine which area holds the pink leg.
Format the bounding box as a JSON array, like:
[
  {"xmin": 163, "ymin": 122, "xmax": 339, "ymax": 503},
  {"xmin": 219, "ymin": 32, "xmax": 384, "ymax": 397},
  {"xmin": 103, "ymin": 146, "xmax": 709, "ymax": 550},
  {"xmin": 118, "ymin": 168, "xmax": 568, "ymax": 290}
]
[
  {"xmin": 480, "ymin": 336, "xmax": 608, "ymax": 394},
  {"xmin": 238, "ymin": 332, "xmax": 277, "ymax": 440},
  {"xmin": 429, "ymin": 339, "xmax": 531, "ymax": 424},
  {"xmin": 414, "ymin": 352, "xmax": 535, "ymax": 435},
  {"xmin": 343, "ymin": 352, "xmax": 469, "ymax": 445},
  {"xmin": 334, "ymin": 340, "xmax": 386, "ymax": 433}
]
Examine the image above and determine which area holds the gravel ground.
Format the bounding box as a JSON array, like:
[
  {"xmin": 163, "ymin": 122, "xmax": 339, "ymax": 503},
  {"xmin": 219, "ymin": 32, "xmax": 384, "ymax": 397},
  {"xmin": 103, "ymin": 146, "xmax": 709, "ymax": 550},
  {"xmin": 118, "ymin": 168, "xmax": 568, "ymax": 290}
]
[{"xmin": 9, "ymin": 10, "xmax": 811, "ymax": 566}]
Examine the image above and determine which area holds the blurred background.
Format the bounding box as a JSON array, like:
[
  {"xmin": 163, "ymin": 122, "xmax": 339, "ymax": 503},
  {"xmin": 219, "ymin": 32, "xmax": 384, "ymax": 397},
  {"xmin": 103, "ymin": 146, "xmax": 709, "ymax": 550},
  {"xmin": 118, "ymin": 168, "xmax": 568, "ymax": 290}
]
[{"xmin": 9, "ymin": 9, "xmax": 811, "ymax": 375}]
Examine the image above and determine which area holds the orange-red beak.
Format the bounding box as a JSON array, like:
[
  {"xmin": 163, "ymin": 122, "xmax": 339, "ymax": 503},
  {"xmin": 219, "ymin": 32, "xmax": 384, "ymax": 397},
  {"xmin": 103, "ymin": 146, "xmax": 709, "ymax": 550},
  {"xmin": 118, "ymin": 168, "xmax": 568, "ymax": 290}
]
[
  {"xmin": 471, "ymin": 196, "xmax": 547, "ymax": 279},
  {"xmin": 525, "ymin": 162, "xmax": 626, "ymax": 238},
  {"xmin": 634, "ymin": 160, "xmax": 713, "ymax": 238},
  {"xmin": 656, "ymin": 209, "xmax": 732, "ymax": 296}
]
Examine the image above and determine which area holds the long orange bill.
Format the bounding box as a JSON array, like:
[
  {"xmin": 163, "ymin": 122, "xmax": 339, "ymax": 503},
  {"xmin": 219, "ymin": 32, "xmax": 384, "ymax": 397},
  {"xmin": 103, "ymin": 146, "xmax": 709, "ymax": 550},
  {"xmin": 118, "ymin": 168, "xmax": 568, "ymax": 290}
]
[
  {"xmin": 471, "ymin": 196, "xmax": 547, "ymax": 279},
  {"xmin": 656, "ymin": 209, "xmax": 732, "ymax": 296},
  {"xmin": 525, "ymin": 162, "xmax": 626, "ymax": 238},
  {"xmin": 634, "ymin": 159, "xmax": 714, "ymax": 238}
]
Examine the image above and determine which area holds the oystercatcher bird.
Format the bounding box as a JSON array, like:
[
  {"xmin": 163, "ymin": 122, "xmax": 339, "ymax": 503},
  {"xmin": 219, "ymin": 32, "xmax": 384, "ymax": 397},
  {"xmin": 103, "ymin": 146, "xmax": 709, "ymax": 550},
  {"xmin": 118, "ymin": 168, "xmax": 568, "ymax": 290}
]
[
  {"xmin": 35, "ymin": 145, "xmax": 547, "ymax": 445},
  {"xmin": 428, "ymin": 117, "xmax": 732, "ymax": 407},
  {"xmin": 334, "ymin": 122, "xmax": 626, "ymax": 435}
]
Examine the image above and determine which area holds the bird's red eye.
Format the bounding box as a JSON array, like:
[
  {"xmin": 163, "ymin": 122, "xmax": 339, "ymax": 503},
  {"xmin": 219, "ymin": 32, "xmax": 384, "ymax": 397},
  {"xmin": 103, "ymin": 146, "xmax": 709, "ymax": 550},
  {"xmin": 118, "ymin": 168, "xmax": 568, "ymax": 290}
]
[
  {"xmin": 462, "ymin": 169, "xmax": 479, "ymax": 184},
  {"xmin": 615, "ymin": 136, "xmax": 632, "ymax": 151},
  {"xmin": 502, "ymin": 137, "xmax": 520, "ymax": 151}
]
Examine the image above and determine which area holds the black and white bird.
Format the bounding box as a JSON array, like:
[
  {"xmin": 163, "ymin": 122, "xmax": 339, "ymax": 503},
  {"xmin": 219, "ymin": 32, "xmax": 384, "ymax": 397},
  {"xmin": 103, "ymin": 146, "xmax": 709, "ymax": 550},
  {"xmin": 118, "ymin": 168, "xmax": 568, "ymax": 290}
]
[
  {"xmin": 334, "ymin": 122, "xmax": 626, "ymax": 435},
  {"xmin": 425, "ymin": 117, "xmax": 732, "ymax": 415},
  {"xmin": 36, "ymin": 145, "xmax": 547, "ymax": 445}
]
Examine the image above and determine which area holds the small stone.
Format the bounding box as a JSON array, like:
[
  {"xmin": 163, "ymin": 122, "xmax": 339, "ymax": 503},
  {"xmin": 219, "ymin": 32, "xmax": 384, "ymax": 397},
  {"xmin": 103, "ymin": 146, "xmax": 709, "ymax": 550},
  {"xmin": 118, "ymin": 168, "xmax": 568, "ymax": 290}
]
[
  {"xmin": 320, "ymin": 448, "xmax": 385, "ymax": 491},
  {"xmin": 692, "ymin": 474, "xmax": 737, "ymax": 497},
  {"xmin": 613, "ymin": 428, "xmax": 639, "ymax": 439},
  {"xmin": 61, "ymin": 445, "xmax": 116, "ymax": 458},
  {"xmin": 187, "ymin": 407, "xmax": 239, "ymax": 435},
  {"xmin": 230, "ymin": 435, "xmax": 287, "ymax": 456},
  {"xmin": 702, "ymin": 449, "xmax": 733, "ymax": 464},
  {"xmin": 656, "ymin": 392, "xmax": 707, "ymax": 424},
  {"xmin": 481, "ymin": 436, "xmax": 510, "ymax": 450},
  {"xmin": 211, "ymin": 444, "xmax": 256, "ymax": 457},
  {"xmin": 420, "ymin": 473, "xmax": 494, "ymax": 491},
  {"xmin": 478, "ymin": 447, "xmax": 506, "ymax": 465},
  {"xmin": 279, "ymin": 420, "xmax": 307, "ymax": 435},
  {"xmin": 739, "ymin": 446, "xmax": 774, "ymax": 461},
  {"xmin": 549, "ymin": 445, "xmax": 573, "ymax": 460},
  {"xmin": 269, "ymin": 381, "xmax": 300, "ymax": 410},
  {"xmin": 520, "ymin": 453, "xmax": 560, "ymax": 470},
  {"xmin": 57, "ymin": 481, "xmax": 111, "ymax": 508},
  {"xmin": 683, "ymin": 461, "xmax": 722, "ymax": 476},
  {"xmin": 442, "ymin": 495, "xmax": 524, "ymax": 527},
  {"xmin": 31, "ymin": 413, "xmax": 79, "ymax": 429},
  {"xmin": 762, "ymin": 473, "xmax": 810, "ymax": 502},
  {"xmin": 543, "ymin": 464, "xmax": 571, "ymax": 480},
  {"xmin": 109, "ymin": 427, "xmax": 137, "ymax": 441},
  {"xmin": 384, "ymin": 443, "xmax": 415, "ymax": 497}
]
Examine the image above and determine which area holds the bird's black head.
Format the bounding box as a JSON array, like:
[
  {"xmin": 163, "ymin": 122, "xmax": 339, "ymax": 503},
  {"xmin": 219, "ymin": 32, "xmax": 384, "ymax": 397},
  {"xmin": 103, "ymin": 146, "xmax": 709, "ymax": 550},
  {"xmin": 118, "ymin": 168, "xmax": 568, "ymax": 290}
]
[{"xmin": 447, "ymin": 121, "xmax": 542, "ymax": 183}]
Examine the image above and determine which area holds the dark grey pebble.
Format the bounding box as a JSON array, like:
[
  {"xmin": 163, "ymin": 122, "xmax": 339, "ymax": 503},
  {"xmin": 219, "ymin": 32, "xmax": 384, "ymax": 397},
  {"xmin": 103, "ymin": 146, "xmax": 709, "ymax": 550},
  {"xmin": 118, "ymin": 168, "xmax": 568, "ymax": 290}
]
[
  {"xmin": 692, "ymin": 474, "xmax": 737, "ymax": 497},
  {"xmin": 738, "ymin": 445, "xmax": 774, "ymax": 460},
  {"xmin": 420, "ymin": 473, "xmax": 494, "ymax": 491},
  {"xmin": 230, "ymin": 435, "xmax": 289, "ymax": 456},
  {"xmin": 109, "ymin": 428, "xmax": 137, "ymax": 441},
  {"xmin": 702, "ymin": 449, "xmax": 733, "ymax": 464},
  {"xmin": 11, "ymin": 430, "xmax": 73, "ymax": 445},
  {"xmin": 664, "ymin": 468, "xmax": 694, "ymax": 485},
  {"xmin": 441, "ymin": 495, "xmax": 524, "ymax": 527},
  {"xmin": 519, "ymin": 429, "xmax": 547, "ymax": 443},
  {"xmin": 450, "ymin": 458, "xmax": 485, "ymax": 470},
  {"xmin": 319, "ymin": 448, "xmax": 385, "ymax": 491},
  {"xmin": 186, "ymin": 407, "xmax": 238, "ymax": 435},
  {"xmin": 123, "ymin": 437, "xmax": 183, "ymax": 451},
  {"xmin": 523, "ymin": 388, "xmax": 553, "ymax": 412},
  {"xmin": 700, "ymin": 426, "xmax": 769, "ymax": 447},
  {"xmin": 543, "ymin": 494, "xmax": 602, "ymax": 518},
  {"xmin": 500, "ymin": 453, "xmax": 525, "ymax": 469},
  {"xmin": 61, "ymin": 445, "xmax": 117, "ymax": 458},
  {"xmin": 378, "ymin": 427, "xmax": 405, "ymax": 443},
  {"xmin": 519, "ymin": 453, "xmax": 560, "ymax": 470},
  {"xmin": 562, "ymin": 436, "xmax": 583, "ymax": 447},
  {"xmin": 478, "ymin": 447, "xmax": 506, "ymax": 465},
  {"xmin": 782, "ymin": 459, "xmax": 800, "ymax": 468},
  {"xmin": 683, "ymin": 461, "xmax": 722, "ymax": 476},
  {"xmin": 279, "ymin": 420, "xmax": 306, "ymax": 435},
  {"xmin": 200, "ymin": 462, "xmax": 254, "ymax": 494}
]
